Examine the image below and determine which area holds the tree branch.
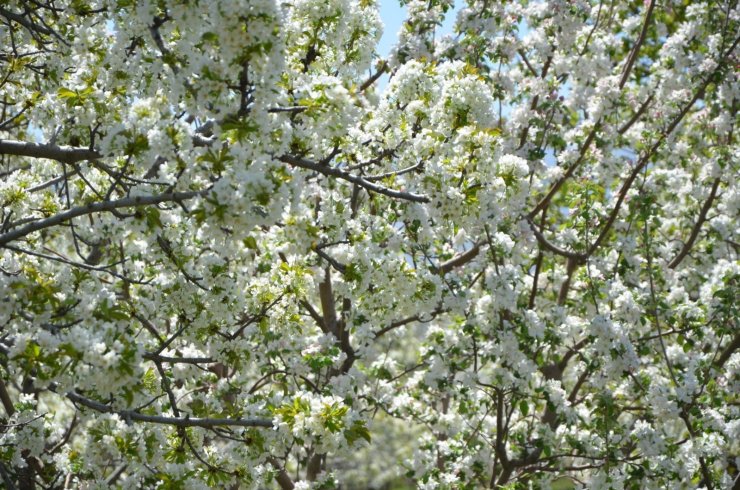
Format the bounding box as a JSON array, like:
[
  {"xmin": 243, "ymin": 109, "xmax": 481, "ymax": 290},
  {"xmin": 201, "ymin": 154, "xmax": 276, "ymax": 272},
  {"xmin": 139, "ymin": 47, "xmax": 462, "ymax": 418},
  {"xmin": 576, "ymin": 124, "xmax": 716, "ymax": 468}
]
[
  {"xmin": 714, "ymin": 333, "xmax": 740, "ymax": 369},
  {"xmin": 528, "ymin": 127, "xmax": 599, "ymax": 218},
  {"xmin": 318, "ymin": 267, "xmax": 339, "ymax": 337},
  {"xmin": 0, "ymin": 136, "xmax": 213, "ymax": 165},
  {"xmin": 0, "ymin": 7, "xmax": 54, "ymax": 36},
  {"xmin": 668, "ymin": 178, "xmax": 721, "ymax": 268},
  {"xmin": 65, "ymin": 391, "xmax": 273, "ymax": 428},
  {"xmin": 619, "ymin": 0, "xmax": 655, "ymax": 89},
  {"xmin": 433, "ymin": 242, "xmax": 482, "ymax": 275},
  {"xmin": 0, "ymin": 190, "xmax": 205, "ymax": 246},
  {"xmin": 0, "ymin": 139, "xmax": 101, "ymax": 164},
  {"xmin": 617, "ymin": 94, "xmax": 654, "ymax": 135},
  {"xmin": 360, "ymin": 61, "xmax": 389, "ymax": 92},
  {"xmin": 268, "ymin": 457, "xmax": 295, "ymax": 490},
  {"xmin": 279, "ymin": 155, "xmax": 429, "ymax": 203},
  {"xmin": 0, "ymin": 377, "xmax": 14, "ymax": 416},
  {"xmin": 374, "ymin": 306, "xmax": 444, "ymax": 338},
  {"xmin": 526, "ymin": 217, "xmax": 586, "ymax": 261}
]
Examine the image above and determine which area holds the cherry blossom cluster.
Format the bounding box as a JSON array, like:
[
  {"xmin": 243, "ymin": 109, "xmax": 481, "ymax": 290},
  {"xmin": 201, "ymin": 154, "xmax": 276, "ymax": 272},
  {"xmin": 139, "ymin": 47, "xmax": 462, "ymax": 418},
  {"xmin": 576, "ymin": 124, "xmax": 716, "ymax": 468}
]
[{"xmin": 0, "ymin": 0, "xmax": 738, "ymax": 488}]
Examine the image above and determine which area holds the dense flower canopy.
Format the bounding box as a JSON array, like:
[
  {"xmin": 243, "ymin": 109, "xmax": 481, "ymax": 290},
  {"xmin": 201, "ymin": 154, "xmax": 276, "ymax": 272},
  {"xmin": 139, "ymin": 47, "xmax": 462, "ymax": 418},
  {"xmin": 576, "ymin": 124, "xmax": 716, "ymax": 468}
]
[{"xmin": 0, "ymin": 0, "xmax": 738, "ymax": 488}]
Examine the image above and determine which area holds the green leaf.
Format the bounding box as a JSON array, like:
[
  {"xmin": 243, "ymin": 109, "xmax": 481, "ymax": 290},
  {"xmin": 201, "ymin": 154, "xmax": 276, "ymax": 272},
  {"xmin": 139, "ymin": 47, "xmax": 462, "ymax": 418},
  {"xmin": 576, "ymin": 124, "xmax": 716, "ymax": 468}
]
[
  {"xmin": 145, "ymin": 207, "xmax": 163, "ymax": 230},
  {"xmin": 57, "ymin": 87, "xmax": 77, "ymax": 99},
  {"xmin": 344, "ymin": 420, "xmax": 371, "ymax": 445},
  {"xmin": 519, "ymin": 400, "xmax": 529, "ymax": 416},
  {"xmin": 201, "ymin": 32, "xmax": 218, "ymax": 43},
  {"xmin": 243, "ymin": 236, "xmax": 258, "ymax": 249},
  {"xmin": 551, "ymin": 476, "xmax": 576, "ymax": 490},
  {"xmin": 344, "ymin": 263, "xmax": 362, "ymax": 282}
]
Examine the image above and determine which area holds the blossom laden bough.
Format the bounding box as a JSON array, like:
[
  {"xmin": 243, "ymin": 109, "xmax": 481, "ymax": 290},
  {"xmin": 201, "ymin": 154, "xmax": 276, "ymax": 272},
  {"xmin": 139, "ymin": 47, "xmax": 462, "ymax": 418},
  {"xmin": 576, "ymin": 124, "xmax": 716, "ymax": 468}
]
[{"xmin": 0, "ymin": 0, "xmax": 738, "ymax": 488}]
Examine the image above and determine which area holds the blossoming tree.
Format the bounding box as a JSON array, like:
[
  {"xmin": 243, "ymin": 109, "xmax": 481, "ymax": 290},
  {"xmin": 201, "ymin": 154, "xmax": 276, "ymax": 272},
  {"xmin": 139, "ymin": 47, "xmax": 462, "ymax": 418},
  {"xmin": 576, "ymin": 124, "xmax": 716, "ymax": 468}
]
[{"xmin": 0, "ymin": 0, "xmax": 738, "ymax": 488}]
